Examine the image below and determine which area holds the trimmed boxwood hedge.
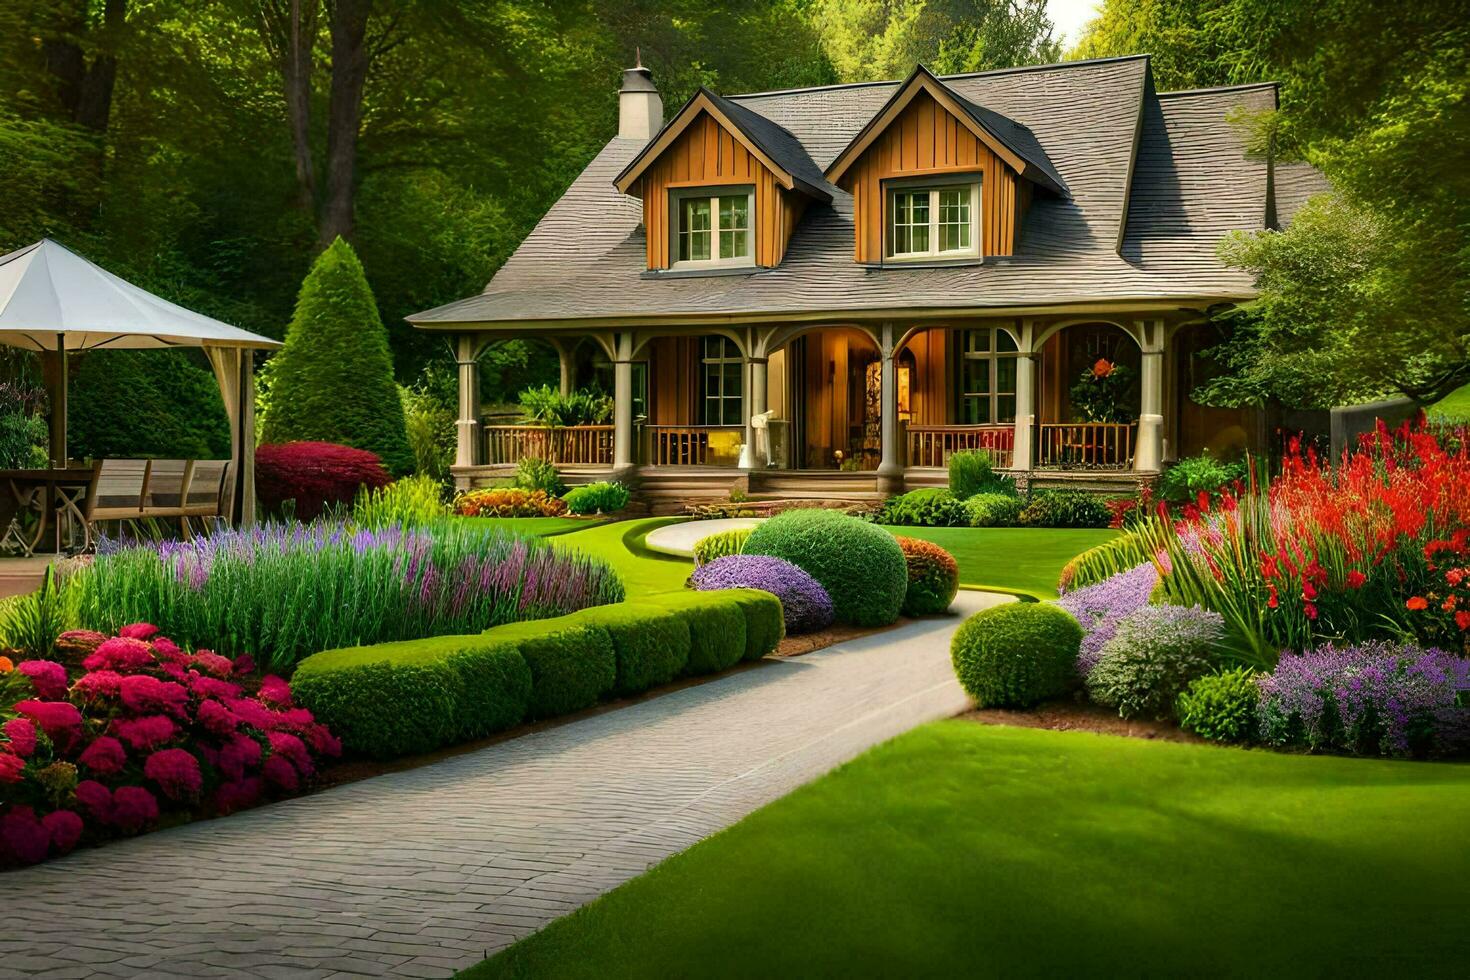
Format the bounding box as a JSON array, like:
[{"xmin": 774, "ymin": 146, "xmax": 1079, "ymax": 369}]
[
  {"xmin": 744, "ymin": 509, "xmax": 907, "ymax": 626},
  {"xmin": 950, "ymin": 602, "xmax": 1083, "ymax": 708},
  {"xmin": 294, "ymin": 590, "xmax": 783, "ymax": 759}
]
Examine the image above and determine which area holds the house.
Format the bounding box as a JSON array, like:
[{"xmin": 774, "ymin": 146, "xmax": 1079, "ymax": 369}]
[{"xmin": 410, "ymin": 55, "xmax": 1329, "ymax": 509}]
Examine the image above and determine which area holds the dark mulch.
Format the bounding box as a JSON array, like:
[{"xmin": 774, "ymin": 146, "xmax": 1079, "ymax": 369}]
[{"xmin": 962, "ymin": 697, "xmax": 1205, "ymax": 744}]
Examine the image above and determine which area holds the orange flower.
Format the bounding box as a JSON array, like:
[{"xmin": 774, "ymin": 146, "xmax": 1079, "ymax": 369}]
[
  {"xmin": 0, "ymin": 655, "xmax": 11, "ymax": 673},
  {"xmin": 1405, "ymin": 596, "xmax": 1429, "ymax": 611},
  {"xmin": 1092, "ymin": 358, "xmax": 1114, "ymax": 378}
]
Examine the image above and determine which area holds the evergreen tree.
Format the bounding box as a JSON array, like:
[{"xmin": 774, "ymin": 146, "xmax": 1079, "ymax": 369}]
[
  {"xmin": 261, "ymin": 238, "xmax": 413, "ymax": 475},
  {"xmin": 70, "ymin": 350, "xmax": 231, "ymax": 461}
]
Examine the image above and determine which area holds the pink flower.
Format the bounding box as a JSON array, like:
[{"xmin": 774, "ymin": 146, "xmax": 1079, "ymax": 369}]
[
  {"xmin": 213, "ymin": 777, "xmax": 262, "ymax": 815},
  {"xmin": 77, "ymin": 735, "xmax": 128, "ymax": 775},
  {"xmin": 267, "ymin": 732, "xmax": 312, "ymax": 777},
  {"xmin": 3, "ymin": 717, "xmax": 38, "ymax": 757},
  {"xmin": 16, "ymin": 660, "xmax": 69, "ymax": 700},
  {"xmin": 83, "ymin": 637, "xmax": 154, "ymax": 673},
  {"xmin": 42, "ymin": 810, "xmax": 83, "ymax": 854},
  {"xmin": 304, "ymin": 723, "xmax": 342, "ymax": 759},
  {"xmin": 144, "ymin": 748, "xmax": 202, "ymax": 801},
  {"xmin": 261, "ymin": 754, "xmax": 298, "ymax": 791},
  {"xmin": 227, "ymin": 698, "xmax": 278, "ymax": 731},
  {"xmin": 118, "ymin": 623, "xmax": 159, "ymax": 641},
  {"xmin": 75, "ymin": 780, "xmax": 114, "ymax": 821},
  {"xmin": 218, "ymin": 733, "xmax": 263, "ymax": 781},
  {"xmin": 109, "ymin": 786, "xmax": 159, "ymax": 833},
  {"xmin": 15, "ymin": 700, "xmax": 82, "ymax": 751},
  {"xmin": 72, "ymin": 669, "xmax": 124, "ymax": 699},
  {"xmin": 257, "ymin": 675, "xmax": 293, "ymax": 707},
  {"xmin": 119, "ymin": 675, "xmax": 190, "ymax": 718},
  {"xmin": 111, "ymin": 715, "xmax": 177, "ymax": 751},
  {"xmin": 189, "ymin": 674, "xmax": 242, "ymax": 701},
  {"xmin": 191, "ymin": 651, "xmax": 235, "ymax": 678},
  {"xmin": 150, "ymin": 636, "xmax": 186, "ymax": 662},
  {"xmin": 196, "ymin": 699, "xmax": 238, "ymax": 737},
  {"xmin": 0, "ymin": 751, "xmax": 24, "ymax": 784},
  {"xmin": 231, "ymin": 653, "xmax": 256, "ymax": 676},
  {"xmin": 0, "ymin": 806, "xmax": 50, "ymax": 865}
]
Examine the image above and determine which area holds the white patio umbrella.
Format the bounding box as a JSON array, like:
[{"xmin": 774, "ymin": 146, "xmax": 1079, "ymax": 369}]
[{"xmin": 0, "ymin": 239, "xmax": 281, "ymax": 523}]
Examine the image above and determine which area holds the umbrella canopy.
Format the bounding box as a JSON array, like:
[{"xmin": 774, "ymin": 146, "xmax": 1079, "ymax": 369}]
[{"xmin": 0, "ymin": 239, "xmax": 279, "ymax": 351}]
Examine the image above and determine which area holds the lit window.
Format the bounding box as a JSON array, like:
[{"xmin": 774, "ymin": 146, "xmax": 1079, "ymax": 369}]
[
  {"xmin": 675, "ymin": 189, "xmax": 754, "ymax": 267},
  {"xmin": 701, "ymin": 336, "xmax": 744, "ymax": 425},
  {"xmin": 886, "ymin": 183, "xmax": 980, "ymax": 260}
]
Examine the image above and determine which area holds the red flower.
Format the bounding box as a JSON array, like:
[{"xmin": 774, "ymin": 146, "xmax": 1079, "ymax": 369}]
[
  {"xmin": 0, "ymin": 751, "xmax": 23, "ymax": 784},
  {"xmin": 1457, "ymin": 610, "xmax": 1470, "ymax": 631},
  {"xmin": 1303, "ymin": 601, "xmax": 1318, "ymax": 621},
  {"xmin": 2, "ymin": 718, "xmax": 38, "ymax": 757},
  {"xmin": 1345, "ymin": 570, "xmax": 1366, "ymax": 589},
  {"xmin": 42, "ymin": 810, "xmax": 83, "ymax": 855},
  {"xmin": 1302, "ymin": 580, "xmax": 1317, "ymax": 601},
  {"xmin": 1406, "ymin": 596, "xmax": 1429, "ymax": 611},
  {"xmin": 15, "ymin": 700, "xmax": 82, "ymax": 751},
  {"xmin": 1092, "ymin": 358, "xmax": 1115, "ymax": 378},
  {"xmin": 109, "ymin": 786, "xmax": 159, "ymax": 833},
  {"xmin": 144, "ymin": 748, "xmax": 203, "ymax": 801},
  {"xmin": 1447, "ymin": 568, "xmax": 1466, "ymax": 587},
  {"xmin": 16, "ymin": 660, "xmax": 68, "ymax": 700},
  {"xmin": 77, "ymin": 735, "xmax": 128, "ymax": 775},
  {"xmin": 1267, "ymin": 585, "xmax": 1279, "ymax": 609}
]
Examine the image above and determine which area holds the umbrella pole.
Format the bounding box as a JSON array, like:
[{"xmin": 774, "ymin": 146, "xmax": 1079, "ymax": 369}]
[{"xmin": 44, "ymin": 335, "xmax": 67, "ymax": 466}]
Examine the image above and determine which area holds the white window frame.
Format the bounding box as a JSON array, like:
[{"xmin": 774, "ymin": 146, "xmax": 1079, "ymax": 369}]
[
  {"xmin": 884, "ymin": 179, "xmax": 982, "ymax": 262},
  {"xmin": 700, "ymin": 336, "xmax": 744, "ymax": 425},
  {"xmin": 669, "ymin": 185, "xmax": 756, "ymax": 270},
  {"xmin": 958, "ymin": 327, "xmax": 1018, "ymax": 425}
]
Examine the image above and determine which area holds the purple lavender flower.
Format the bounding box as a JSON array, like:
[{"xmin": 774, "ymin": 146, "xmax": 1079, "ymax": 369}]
[
  {"xmin": 1258, "ymin": 642, "xmax": 1470, "ymax": 757},
  {"xmin": 691, "ymin": 555, "xmax": 833, "ymax": 634},
  {"xmin": 1057, "ymin": 562, "xmax": 1159, "ymax": 677}
]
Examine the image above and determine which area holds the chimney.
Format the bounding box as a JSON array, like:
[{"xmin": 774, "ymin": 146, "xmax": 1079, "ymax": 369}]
[{"xmin": 618, "ymin": 55, "xmax": 662, "ymax": 141}]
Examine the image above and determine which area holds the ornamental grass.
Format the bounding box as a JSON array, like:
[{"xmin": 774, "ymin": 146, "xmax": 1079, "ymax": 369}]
[{"xmin": 69, "ymin": 519, "xmax": 624, "ymax": 672}]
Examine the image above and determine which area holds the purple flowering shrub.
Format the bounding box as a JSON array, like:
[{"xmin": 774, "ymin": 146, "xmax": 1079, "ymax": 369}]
[
  {"xmin": 1086, "ymin": 604, "xmax": 1225, "ymax": 720},
  {"xmin": 1257, "ymin": 643, "xmax": 1470, "ymax": 757},
  {"xmin": 690, "ymin": 555, "xmax": 833, "ymax": 634},
  {"xmin": 1057, "ymin": 562, "xmax": 1159, "ymax": 677}
]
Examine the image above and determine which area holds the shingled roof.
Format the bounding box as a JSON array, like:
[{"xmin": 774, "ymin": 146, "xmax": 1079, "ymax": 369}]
[{"xmin": 412, "ymin": 55, "xmax": 1331, "ymax": 330}]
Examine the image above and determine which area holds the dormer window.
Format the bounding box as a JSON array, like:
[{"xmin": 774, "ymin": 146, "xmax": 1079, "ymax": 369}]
[
  {"xmin": 672, "ymin": 186, "xmax": 754, "ymax": 268},
  {"xmin": 886, "ymin": 181, "xmax": 981, "ymax": 261}
]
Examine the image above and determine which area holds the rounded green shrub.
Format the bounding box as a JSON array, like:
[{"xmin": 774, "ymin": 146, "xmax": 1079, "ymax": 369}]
[
  {"xmin": 650, "ymin": 591, "xmax": 747, "ymax": 674},
  {"xmin": 878, "ymin": 488, "xmax": 969, "ymax": 528},
  {"xmin": 1018, "ymin": 488, "xmax": 1110, "ymax": 528},
  {"xmin": 692, "ymin": 527, "xmax": 753, "ymax": 566},
  {"xmin": 1086, "ymin": 605, "xmax": 1225, "ymax": 720},
  {"xmin": 744, "ymin": 509, "xmax": 907, "ymax": 626},
  {"xmin": 563, "ymin": 481, "xmax": 630, "ymax": 515},
  {"xmin": 1177, "ymin": 668, "xmax": 1259, "ymax": 742},
  {"xmin": 964, "ymin": 493, "xmax": 1024, "ymax": 528},
  {"xmin": 950, "ymin": 603, "xmax": 1082, "ymax": 708},
  {"xmin": 895, "ymin": 536, "xmax": 960, "ymax": 615},
  {"xmin": 947, "ymin": 449, "xmax": 1015, "ymax": 500},
  {"xmin": 490, "ymin": 620, "xmax": 616, "ymax": 719},
  {"xmin": 572, "ymin": 602, "xmax": 691, "ymax": 696},
  {"xmin": 515, "ymin": 456, "xmax": 566, "ymax": 496}
]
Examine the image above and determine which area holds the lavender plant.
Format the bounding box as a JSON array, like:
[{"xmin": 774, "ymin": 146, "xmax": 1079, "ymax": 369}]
[
  {"xmin": 1057, "ymin": 562, "xmax": 1159, "ymax": 678},
  {"xmin": 1086, "ymin": 604, "xmax": 1225, "ymax": 720},
  {"xmin": 690, "ymin": 555, "xmax": 833, "ymax": 634},
  {"xmin": 1257, "ymin": 642, "xmax": 1470, "ymax": 757},
  {"xmin": 72, "ymin": 519, "xmax": 624, "ymax": 671}
]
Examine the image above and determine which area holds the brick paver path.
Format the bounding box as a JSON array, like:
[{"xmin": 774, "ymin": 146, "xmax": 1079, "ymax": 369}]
[{"xmin": 3, "ymin": 591, "xmax": 1007, "ymax": 979}]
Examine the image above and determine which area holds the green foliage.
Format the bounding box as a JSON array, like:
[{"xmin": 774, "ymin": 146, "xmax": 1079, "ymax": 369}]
[
  {"xmin": 259, "ymin": 239, "xmax": 413, "ymax": 475},
  {"xmin": 649, "ymin": 591, "xmax": 748, "ymax": 675},
  {"xmin": 963, "ymin": 493, "xmax": 1024, "ymax": 528},
  {"xmin": 692, "ymin": 527, "xmax": 753, "ymax": 566},
  {"xmin": 895, "ymin": 537, "xmax": 960, "ymax": 616},
  {"xmin": 292, "ymin": 634, "xmax": 530, "ymax": 759},
  {"xmin": 878, "ymin": 488, "xmax": 970, "ymax": 528},
  {"xmin": 353, "ymin": 475, "xmax": 448, "ymax": 529},
  {"xmin": 723, "ymin": 589, "xmax": 786, "ymax": 661},
  {"xmin": 1069, "ymin": 360, "xmax": 1137, "ymax": 423},
  {"xmin": 1086, "ymin": 607, "xmax": 1226, "ymax": 720},
  {"xmin": 562, "ymin": 481, "xmax": 630, "ymax": 515},
  {"xmin": 1177, "ymin": 668, "xmax": 1259, "ymax": 742},
  {"xmin": 1159, "ymin": 453, "xmax": 1246, "ymax": 503},
  {"xmin": 950, "ymin": 603, "xmax": 1082, "ymax": 708},
  {"xmin": 947, "ymin": 449, "xmax": 1014, "ymax": 500},
  {"xmin": 1019, "ymin": 489, "xmax": 1111, "ymax": 529},
  {"xmin": 0, "ymin": 410, "xmax": 47, "ymax": 468},
  {"xmin": 1057, "ymin": 529, "xmax": 1157, "ymax": 592},
  {"xmin": 491, "ymin": 620, "xmax": 617, "ymax": 720},
  {"xmin": 400, "ymin": 374, "xmax": 456, "ymax": 482},
  {"xmin": 570, "ymin": 603, "xmax": 691, "ymax": 696},
  {"xmin": 0, "ymin": 568, "xmax": 67, "ymax": 657},
  {"xmin": 745, "ymin": 509, "xmax": 908, "ymax": 626},
  {"xmin": 69, "ymin": 350, "xmax": 230, "ymax": 461},
  {"xmin": 515, "ymin": 457, "xmax": 566, "ymax": 497},
  {"xmin": 518, "ymin": 385, "xmax": 613, "ymax": 427}
]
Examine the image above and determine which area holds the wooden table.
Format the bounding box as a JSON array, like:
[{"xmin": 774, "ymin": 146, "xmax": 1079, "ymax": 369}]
[{"xmin": 0, "ymin": 467, "xmax": 96, "ymax": 557}]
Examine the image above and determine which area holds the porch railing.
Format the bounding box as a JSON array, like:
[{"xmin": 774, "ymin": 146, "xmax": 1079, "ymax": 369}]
[
  {"xmin": 482, "ymin": 424, "xmax": 614, "ymax": 465},
  {"xmin": 1036, "ymin": 423, "xmax": 1134, "ymax": 470},
  {"xmin": 644, "ymin": 425, "xmax": 744, "ymax": 467},
  {"xmin": 905, "ymin": 424, "xmax": 1015, "ymax": 470}
]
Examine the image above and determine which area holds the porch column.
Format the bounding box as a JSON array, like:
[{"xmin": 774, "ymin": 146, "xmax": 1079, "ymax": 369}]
[
  {"xmin": 454, "ymin": 335, "xmax": 483, "ymax": 472},
  {"xmin": 876, "ymin": 323, "xmax": 904, "ymax": 495},
  {"xmin": 612, "ymin": 332, "xmax": 636, "ymax": 474},
  {"xmin": 1012, "ymin": 320, "xmax": 1036, "ymax": 472},
  {"xmin": 550, "ymin": 338, "xmax": 574, "ymax": 396},
  {"xmin": 1135, "ymin": 319, "xmax": 1166, "ymax": 472},
  {"xmin": 741, "ymin": 356, "xmax": 768, "ymax": 469}
]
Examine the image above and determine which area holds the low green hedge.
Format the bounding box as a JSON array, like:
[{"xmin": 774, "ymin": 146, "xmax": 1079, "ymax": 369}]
[{"xmin": 294, "ymin": 589, "xmax": 783, "ymax": 759}]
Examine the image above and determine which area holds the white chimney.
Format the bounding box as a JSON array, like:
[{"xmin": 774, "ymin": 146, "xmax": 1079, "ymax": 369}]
[{"xmin": 618, "ymin": 59, "xmax": 662, "ymax": 141}]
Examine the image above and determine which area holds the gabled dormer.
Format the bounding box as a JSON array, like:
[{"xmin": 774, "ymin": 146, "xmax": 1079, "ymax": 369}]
[
  {"xmin": 826, "ymin": 65, "xmax": 1068, "ymax": 265},
  {"xmin": 615, "ymin": 85, "xmax": 832, "ymax": 274}
]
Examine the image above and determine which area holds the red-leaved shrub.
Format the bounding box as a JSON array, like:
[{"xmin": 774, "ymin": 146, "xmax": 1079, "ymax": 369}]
[{"xmin": 255, "ymin": 441, "xmax": 390, "ymax": 520}]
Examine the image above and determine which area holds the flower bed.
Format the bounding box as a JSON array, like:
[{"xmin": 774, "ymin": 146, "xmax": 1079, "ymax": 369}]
[
  {"xmin": 690, "ymin": 555, "xmax": 833, "ymax": 634},
  {"xmin": 1, "ymin": 625, "xmax": 339, "ymax": 867},
  {"xmin": 454, "ymin": 487, "xmax": 567, "ymax": 518},
  {"xmin": 71, "ymin": 519, "xmax": 624, "ymax": 672}
]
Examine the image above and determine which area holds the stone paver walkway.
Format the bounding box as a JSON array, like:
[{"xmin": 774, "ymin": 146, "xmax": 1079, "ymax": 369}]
[{"xmin": 2, "ymin": 591, "xmax": 1007, "ymax": 979}]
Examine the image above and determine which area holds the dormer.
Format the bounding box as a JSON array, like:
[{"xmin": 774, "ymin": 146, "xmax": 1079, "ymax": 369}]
[
  {"xmin": 825, "ymin": 65, "xmax": 1068, "ymax": 265},
  {"xmin": 615, "ymin": 86, "xmax": 833, "ymax": 274}
]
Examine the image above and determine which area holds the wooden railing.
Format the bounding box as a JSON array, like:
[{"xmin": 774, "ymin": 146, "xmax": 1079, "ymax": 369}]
[
  {"xmin": 905, "ymin": 424, "xmax": 1015, "ymax": 469},
  {"xmin": 645, "ymin": 425, "xmax": 744, "ymax": 467},
  {"xmin": 482, "ymin": 425, "xmax": 614, "ymax": 465},
  {"xmin": 1037, "ymin": 423, "xmax": 1134, "ymax": 470}
]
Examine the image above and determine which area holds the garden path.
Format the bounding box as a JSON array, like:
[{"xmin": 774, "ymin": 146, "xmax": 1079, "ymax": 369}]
[{"xmin": 2, "ymin": 590, "xmax": 1008, "ymax": 979}]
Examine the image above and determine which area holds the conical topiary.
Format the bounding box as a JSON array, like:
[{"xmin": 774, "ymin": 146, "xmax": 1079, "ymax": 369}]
[{"xmin": 261, "ymin": 237, "xmax": 413, "ymax": 475}]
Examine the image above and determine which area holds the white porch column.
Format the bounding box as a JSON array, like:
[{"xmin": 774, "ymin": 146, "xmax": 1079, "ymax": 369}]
[
  {"xmin": 741, "ymin": 356, "xmax": 769, "ymax": 469},
  {"xmin": 1012, "ymin": 319, "xmax": 1036, "ymax": 472},
  {"xmin": 454, "ymin": 335, "xmax": 483, "ymax": 471},
  {"xmin": 1135, "ymin": 319, "xmax": 1166, "ymax": 472},
  {"xmin": 611, "ymin": 332, "xmax": 636, "ymax": 473},
  {"xmin": 876, "ymin": 322, "xmax": 904, "ymax": 495}
]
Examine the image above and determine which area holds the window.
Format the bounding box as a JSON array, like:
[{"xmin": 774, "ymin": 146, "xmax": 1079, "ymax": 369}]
[
  {"xmin": 958, "ymin": 327, "xmax": 1017, "ymax": 424},
  {"xmin": 673, "ymin": 188, "xmax": 754, "ymax": 268},
  {"xmin": 591, "ymin": 360, "xmax": 648, "ymax": 419},
  {"xmin": 701, "ymin": 336, "xmax": 744, "ymax": 425},
  {"xmin": 886, "ymin": 183, "xmax": 980, "ymax": 261}
]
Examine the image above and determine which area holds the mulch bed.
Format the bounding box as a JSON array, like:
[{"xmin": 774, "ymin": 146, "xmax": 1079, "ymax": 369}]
[{"xmin": 961, "ymin": 698, "xmax": 1204, "ymax": 744}]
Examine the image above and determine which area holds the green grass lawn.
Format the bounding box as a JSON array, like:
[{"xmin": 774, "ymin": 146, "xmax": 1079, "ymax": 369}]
[
  {"xmin": 1430, "ymin": 382, "xmax": 1470, "ymax": 420},
  {"xmin": 456, "ymin": 516, "xmax": 608, "ymax": 537},
  {"xmin": 467, "ymin": 722, "xmax": 1470, "ymax": 979},
  {"xmin": 882, "ymin": 525, "xmax": 1116, "ymax": 598},
  {"xmin": 546, "ymin": 517, "xmax": 693, "ymax": 594}
]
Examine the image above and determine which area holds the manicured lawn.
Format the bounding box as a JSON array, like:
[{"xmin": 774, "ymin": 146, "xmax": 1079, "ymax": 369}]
[
  {"xmin": 882, "ymin": 525, "xmax": 1116, "ymax": 598},
  {"xmin": 547, "ymin": 517, "xmax": 693, "ymax": 594},
  {"xmin": 457, "ymin": 516, "xmax": 607, "ymax": 537},
  {"xmin": 1430, "ymin": 382, "xmax": 1470, "ymax": 420},
  {"xmin": 467, "ymin": 722, "xmax": 1470, "ymax": 979}
]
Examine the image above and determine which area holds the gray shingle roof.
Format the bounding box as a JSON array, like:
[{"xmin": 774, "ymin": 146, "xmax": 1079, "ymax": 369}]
[
  {"xmin": 706, "ymin": 91, "xmax": 835, "ymax": 201},
  {"xmin": 412, "ymin": 56, "xmax": 1330, "ymax": 329}
]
